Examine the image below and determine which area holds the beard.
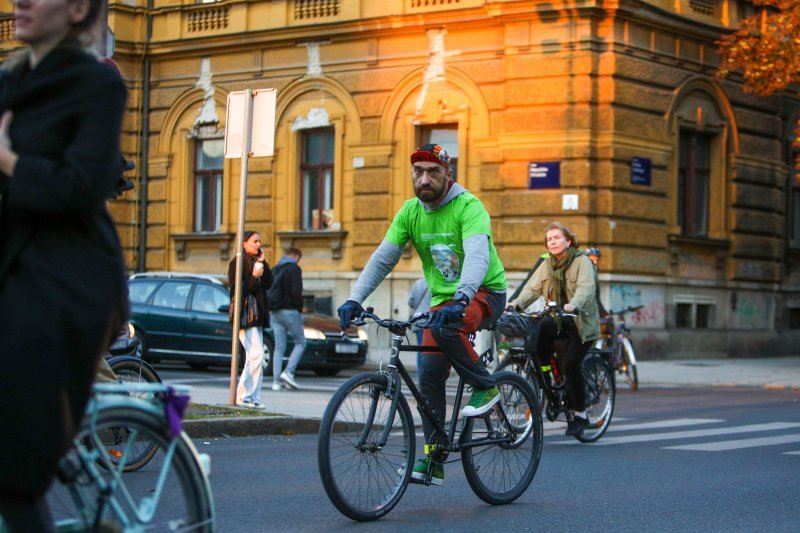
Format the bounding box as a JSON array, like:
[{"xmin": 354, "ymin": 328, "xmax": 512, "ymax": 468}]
[{"xmin": 414, "ymin": 181, "xmax": 447, "ymax": 204}]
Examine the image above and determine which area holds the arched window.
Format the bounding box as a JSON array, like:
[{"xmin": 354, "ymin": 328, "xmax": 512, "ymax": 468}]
[{"xmin": 669, "ymin": 87, "xmax": 733, "ymax": 240}]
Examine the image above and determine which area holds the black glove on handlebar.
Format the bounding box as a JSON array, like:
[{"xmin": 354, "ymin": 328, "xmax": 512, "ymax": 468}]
[
  {"xmin": 428, "ymin": 300, "xmax": 467, "ymax": 329},
  {"xmin": 337, "ymin": 300, "xmax": 364, "ymax": 330}
]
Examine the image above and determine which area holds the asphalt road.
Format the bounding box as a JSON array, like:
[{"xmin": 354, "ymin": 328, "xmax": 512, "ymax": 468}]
[{"xmin": 183, "ymin": 381, "xmax": 799, "ymax": 532}]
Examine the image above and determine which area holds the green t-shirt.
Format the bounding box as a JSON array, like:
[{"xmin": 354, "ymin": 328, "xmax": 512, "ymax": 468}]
[{"xmin": 385, "ymin": 191, "xmax": 506, "ymax": 306}]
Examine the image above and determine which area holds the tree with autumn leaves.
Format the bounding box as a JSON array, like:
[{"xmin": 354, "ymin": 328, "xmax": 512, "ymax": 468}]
[{"xmin": 717, "ymin": 0, "xmax": 800, "ymax": 169}]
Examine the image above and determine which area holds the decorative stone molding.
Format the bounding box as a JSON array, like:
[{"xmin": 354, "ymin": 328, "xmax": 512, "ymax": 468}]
[
  {"xmin": 171, "ymin": 232, "xmax": 235, "ymax": 261},
  {"xmin": 276, "ymin": 230, "xmax": 348, "ymax": 259}
]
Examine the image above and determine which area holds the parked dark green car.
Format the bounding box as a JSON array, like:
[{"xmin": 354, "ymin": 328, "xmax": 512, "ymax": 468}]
[{"xmin": 127, "ymin": 272, "xmax": 368, "ymax": 376}]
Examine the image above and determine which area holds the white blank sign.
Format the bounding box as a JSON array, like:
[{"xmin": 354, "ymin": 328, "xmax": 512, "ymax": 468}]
[{"xmin": 224, "ymin": 89, "xmax": 277, "ymax": 158}]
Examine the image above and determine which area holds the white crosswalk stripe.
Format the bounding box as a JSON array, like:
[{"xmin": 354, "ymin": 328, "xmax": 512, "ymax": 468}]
[
  {"xmin": 611, "ymin": 418, "xmax": 724, "ymax": 432},
  {"xmin": 549, "ymin": 420, "xmax": 800, "ymax": 453},
  {"xmin": 664, "ymin": 433, "xmax": 800, "ymax": 452}
]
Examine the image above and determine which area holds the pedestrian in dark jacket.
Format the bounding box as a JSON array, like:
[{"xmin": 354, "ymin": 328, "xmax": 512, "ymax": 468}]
[
  {"xmin": 0, "ymin": 0, "xmax": 128, "ymax": 529},
  {"xmin": 268, "ymin": 247, "xmax": 305, "ymax": 390},
  {"xmin": 228, "ymin": 231, "xmax": 273, "ymax": 407}
]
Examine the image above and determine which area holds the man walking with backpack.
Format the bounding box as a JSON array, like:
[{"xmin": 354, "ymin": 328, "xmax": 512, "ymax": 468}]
[{"xmin": 268, "ymin": 247, "xmax": 305, "ymax": 390}]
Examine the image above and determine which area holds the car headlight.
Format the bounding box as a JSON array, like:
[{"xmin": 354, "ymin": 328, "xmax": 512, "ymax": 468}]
[
  {"xmin": 128, "ymin": 322, "xmax": 135, "ymax": 339},
  {"xmin": 304, "ymin": 327, "xmax": 326, "ymax": 340},
  {"xmin": 357, "ymin": 328, "xmax": 369, "ymax": 342}
]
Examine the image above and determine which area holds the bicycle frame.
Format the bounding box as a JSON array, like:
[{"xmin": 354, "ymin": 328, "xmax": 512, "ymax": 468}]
[
  {"xmin": 58, "ymin": 384, "xmax": 214, "ymax": 530},
  {"xmin": 359, "ymin": 330, "xmax": 514, "ymax": 456}
]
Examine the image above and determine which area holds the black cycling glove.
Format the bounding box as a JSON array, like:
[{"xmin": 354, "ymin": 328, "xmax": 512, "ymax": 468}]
[
  {"xmin": 337, "ymin": 300, "xmax": 364, "ymax": 330},
  {"xmin": 428, "ymin": 300, "xmax": 467, "ymax": 329}
]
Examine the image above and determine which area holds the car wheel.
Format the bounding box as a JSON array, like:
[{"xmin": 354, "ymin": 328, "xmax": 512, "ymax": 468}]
[
  {"xmin": 313, "ymin": 368, "xmax": 340, "ymax": 377},
  {"xmin": 262, "ymin": 336, "xmax": 275, "ymax": 375},
  {"xmin": 133, "ymin": 328, "xmax": 150, "ymax": 360}
]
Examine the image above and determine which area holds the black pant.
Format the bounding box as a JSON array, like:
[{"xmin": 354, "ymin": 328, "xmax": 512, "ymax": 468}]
[
  {"xmin": 419, "ymin": 290, "xmax": 506, "ymax": 442},
  {"xmin": 537, "ymin": 314, "xmax": 591, "ymax": 412},
  {"xmin": 0, "ymin": 492, "xmax": 54, "ymax": 533}
]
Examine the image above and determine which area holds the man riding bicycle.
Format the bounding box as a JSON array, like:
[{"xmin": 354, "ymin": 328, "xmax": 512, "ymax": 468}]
[{"xmin": 337, "ymin": 143, "xmax": 507, "ymax": 486}]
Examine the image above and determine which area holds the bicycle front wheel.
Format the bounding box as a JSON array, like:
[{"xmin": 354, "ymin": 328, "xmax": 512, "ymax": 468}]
[
  {"xmin": 495, "ymin": 351, "xmax": 543, "ymax": 411},
  {"xmin": 317, "ymin": 373, "xmax": 416, "ymax": 522},
  {"xmin": 48, "ymin": 406, "xmax": 214, "ymax": 532},
  {"xmin": 620, "ymin": 337, "xmax": 639, "ymax": 391},
  {"xmin": 462, "ymin": 371, "xmax": 543, "ymax": 505},
  {"xmin": 575, "ymin": 354, "xmax": 615, "ymax": 443}
]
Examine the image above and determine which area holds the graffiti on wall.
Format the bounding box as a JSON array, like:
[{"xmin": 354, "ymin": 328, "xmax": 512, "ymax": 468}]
[
  {"xmin": 609, "ymin": 283, "xmax": 664, "ymax": 328},
  {"xmin": 729, "ymin": 291, "xmax": 771, "ymax": 329}
]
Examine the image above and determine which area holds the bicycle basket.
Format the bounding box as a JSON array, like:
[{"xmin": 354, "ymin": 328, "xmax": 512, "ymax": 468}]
[{"xmin": 497, "ymin": 313, "xmax": 535, "ymax": 338}]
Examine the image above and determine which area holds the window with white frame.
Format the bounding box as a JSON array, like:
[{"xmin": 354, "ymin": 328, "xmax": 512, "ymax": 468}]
[
  {"xmin": 193, "ymin": 138, "xmax": 224, "ymax": 232},
  {"xmin": 419, "ymin": 124, "xmax": 459, "ymax": 182},
  {"xmin": 300, "ymin": 127, "xmax": 334, "ymax": 230}
]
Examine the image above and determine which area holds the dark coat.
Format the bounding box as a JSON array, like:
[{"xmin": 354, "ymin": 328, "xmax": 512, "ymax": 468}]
[
  {"xmin": 268, "ymin": 258, "xmax": 303, "ymax": 312},
  {"xmin": 0, "ymin": 45, "xmax": 128, "ymax": 498},
  {"xmin": 228, "ymin": 252, "xmax": 273, "ymax": 328}
]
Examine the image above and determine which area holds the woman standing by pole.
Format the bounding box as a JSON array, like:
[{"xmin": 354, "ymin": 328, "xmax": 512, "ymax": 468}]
[
  {"xmin": 228, "ymin": 231, "xmax": 273, "ymax": 408},
  {"xmin": 0, "ymin": 0, "xmax": 128, "ymax": 529}
]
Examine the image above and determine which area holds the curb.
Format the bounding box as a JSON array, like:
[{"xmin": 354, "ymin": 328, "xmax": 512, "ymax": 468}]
[{"xmin": 183, "ymin": 416, "xmax": 321, "ymax": 438}]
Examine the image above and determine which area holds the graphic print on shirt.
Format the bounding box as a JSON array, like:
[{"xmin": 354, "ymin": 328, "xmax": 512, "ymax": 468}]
[{"xmin": 430, "ymin": 243, "xmax": 460, "ymax": 282}]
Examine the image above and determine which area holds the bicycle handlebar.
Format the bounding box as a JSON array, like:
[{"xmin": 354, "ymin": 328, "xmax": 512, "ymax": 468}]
[
  {"xmin": 515, "ymin": 300, "xmax": 578, "ymax": 320},
  {"xmin": 606, "ymin": 305, "xmax": 644, "ymax": 316},
  {"xmin": 352, "ymin": 307, "xmax": 429, "ymax": 335}
]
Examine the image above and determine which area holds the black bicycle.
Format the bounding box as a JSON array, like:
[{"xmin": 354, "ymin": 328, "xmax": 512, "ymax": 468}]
[
  {"xmin": 495, "ymin": 303, "xmax": 615, "ymax": 443},
  {"xmin": 317, "ymin": 309, "xmax": 543, "ymax": 522}
]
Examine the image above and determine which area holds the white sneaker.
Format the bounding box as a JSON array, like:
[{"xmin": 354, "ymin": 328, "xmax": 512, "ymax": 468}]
[
  {"xmin": 280, "ymin": 371, "xmax": 300, "ymax": 390},
  {"xmin": 272, "ymin": 383, "xmax": 282, "ymax": 391}
]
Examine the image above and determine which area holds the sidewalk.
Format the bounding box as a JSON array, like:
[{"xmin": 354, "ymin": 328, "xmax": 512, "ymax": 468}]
[{"xmin": 178, "ymin": 356, "xmax": 800, "ymax": 438}]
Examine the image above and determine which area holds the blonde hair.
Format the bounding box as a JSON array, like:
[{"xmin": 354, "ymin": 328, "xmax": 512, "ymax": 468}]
[
  {"xmin": 1, "ymin": 0, "xmax": 106, "ymax": 70},
  {"xmin": 544, "ymin": 222, "xmax": 580, "ymax": 249}
]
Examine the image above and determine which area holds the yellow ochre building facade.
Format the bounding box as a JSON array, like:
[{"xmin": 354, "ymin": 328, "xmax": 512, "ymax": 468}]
[{"xmin": 2, "ymin": 0, "xmax": 798, "ymax": 358}]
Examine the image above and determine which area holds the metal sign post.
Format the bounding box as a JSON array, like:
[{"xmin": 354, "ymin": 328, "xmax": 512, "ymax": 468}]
[{"xmin": 224, "ymin": 89, "xmax": 276, "ymax": 405}]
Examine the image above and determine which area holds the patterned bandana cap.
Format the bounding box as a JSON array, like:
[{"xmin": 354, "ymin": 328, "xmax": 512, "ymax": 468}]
[{"xmin": 411, "ymin": 143, "xmax": 450, "ymax": 168}]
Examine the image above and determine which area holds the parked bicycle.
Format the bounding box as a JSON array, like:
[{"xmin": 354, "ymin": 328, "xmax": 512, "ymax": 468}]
[
  {"xmin": 596, "ymin": 305, "xmax": 643, "ymax": 391},
  {"xmin": 97, "ymin": 355, "xmax": 163, "ymax": 472},
  {"xmin": 495, "ymin": 303, "xmax": 616, "ymax": 442},
  {"xmin": 43, "ymin": 383, "xmax": 215, "ymax": 531},
  {"xmin": 317, "ymin": 309, "xmax": 543, "ymax": 522}
]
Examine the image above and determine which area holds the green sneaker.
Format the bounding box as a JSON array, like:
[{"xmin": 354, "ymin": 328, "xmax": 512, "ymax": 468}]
[
  {"xmin": 410, "ymin": 458, "xmax": 444, "ymax": 486},
  {"xmin": 460, "ymin": 385, "xmax": 500, "ymax": 417}
]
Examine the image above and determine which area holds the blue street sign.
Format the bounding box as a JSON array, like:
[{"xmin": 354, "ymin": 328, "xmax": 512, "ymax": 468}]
[
  {"xmin": 528, "ymin": 162, "xmax": 561, "ymax": 189},
  {"xmin": 631, "ymin": 157, "xmax": 651, "ymax": 186}
]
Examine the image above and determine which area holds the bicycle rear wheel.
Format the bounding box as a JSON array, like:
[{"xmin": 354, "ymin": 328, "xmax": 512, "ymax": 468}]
[
  {"xmin": 318, "ymin": 373, "xmax": 415, "ymax": 522},
  {"xmin": 575, "ymin": 354, "xmax": 615, "ymax": 443},
  {"xmin": 48, "ymin": 406, "xmax": 214, "ymax": 531},
  {"xmin": 462, "ymin": 371, "xmax": 543, "ymax": 505},
  {"xmin": 620, "ymin": 337, "xmax": 639, "ymax": 391}
]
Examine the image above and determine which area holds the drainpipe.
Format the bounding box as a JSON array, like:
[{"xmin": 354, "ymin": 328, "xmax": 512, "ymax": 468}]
[{"xmin": 137, "ymin": 0, "xmax": 153, "ymax": 272}]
